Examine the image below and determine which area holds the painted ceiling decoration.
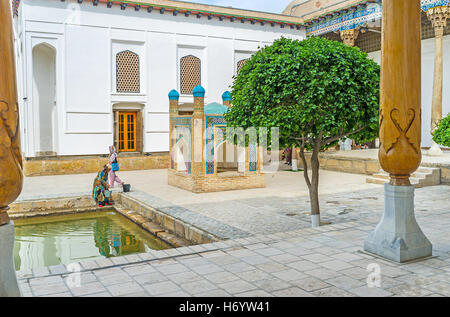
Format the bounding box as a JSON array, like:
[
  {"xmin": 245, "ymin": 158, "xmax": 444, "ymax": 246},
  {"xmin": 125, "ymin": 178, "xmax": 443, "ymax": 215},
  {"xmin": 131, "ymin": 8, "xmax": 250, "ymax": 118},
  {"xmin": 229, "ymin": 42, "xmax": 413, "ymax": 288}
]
[
  {"xmin": 12, "ymin": 0, "xmax": 20, "ymax": 16},
  {"xmin": 14, "ymin": 0, "xmax": 302, "ymax": 29},
  {"xmin": 305, "ymin": 0, "xmax": 449, "ymax": 37}
]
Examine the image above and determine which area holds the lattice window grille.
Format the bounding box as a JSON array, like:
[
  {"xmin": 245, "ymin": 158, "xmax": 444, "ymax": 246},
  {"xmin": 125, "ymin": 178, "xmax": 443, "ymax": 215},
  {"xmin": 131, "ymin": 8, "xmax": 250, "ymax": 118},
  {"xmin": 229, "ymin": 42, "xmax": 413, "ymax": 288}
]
[
  {"xmin": 320, "ymin": 32, "xmax": 341, "ymax": 42},
  {"xmin": 180, "ymin": 55, "xmax": 201, "ymax": 95},
  {"xmin": 236, "ymin": 59, "xmax": 249, "ymax": 74},
  {"xmin": 355, "ymin": 31, "xmax": 381, "ymax": 53},
  {"xmin": 116, "ymin": 50, "xmax": 140, "ymax": 93}
]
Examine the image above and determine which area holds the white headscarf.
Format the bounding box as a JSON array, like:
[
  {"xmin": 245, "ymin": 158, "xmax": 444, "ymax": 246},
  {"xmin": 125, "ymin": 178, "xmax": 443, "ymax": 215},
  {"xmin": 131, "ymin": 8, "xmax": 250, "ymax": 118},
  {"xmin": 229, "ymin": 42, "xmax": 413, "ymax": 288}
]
[{"xmin": 109, "ymin": 146, "xmax": 117, "ymax": 163}]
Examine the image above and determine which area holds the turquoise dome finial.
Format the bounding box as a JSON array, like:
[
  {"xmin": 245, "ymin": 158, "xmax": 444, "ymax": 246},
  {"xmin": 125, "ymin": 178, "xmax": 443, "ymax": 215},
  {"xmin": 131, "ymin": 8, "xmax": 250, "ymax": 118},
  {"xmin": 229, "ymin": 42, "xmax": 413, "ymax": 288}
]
[
  {"xmin": 168, "ymin": 89, "xmax": 180, "ymax": 100},
  {"xmin": 222, "ymin": 91, "xmax": 231, "ymax": 101},
  {"xmin": 192, "ymin": 85, "xmax": 206, "ymax": 97}
]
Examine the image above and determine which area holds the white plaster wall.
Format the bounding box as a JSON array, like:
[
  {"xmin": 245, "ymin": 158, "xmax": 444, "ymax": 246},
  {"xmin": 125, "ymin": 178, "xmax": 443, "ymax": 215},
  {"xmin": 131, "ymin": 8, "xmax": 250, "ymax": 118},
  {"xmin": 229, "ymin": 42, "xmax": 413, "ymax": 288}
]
[
  {"xmin": 13, "ymin": 8, "xmax": 26, "ymax": 153},
  {"xmin": 368, "ymin": 34, "xmax": 450, "ymax": 148},
  {"xmin": 18, "ymin": 0, "xmax": 305, "ymax": 157},
  {"xmin": 65, "ymin": 25, "xmax": 110, "ymax": 113},
  {"xmin": 207, "ymin": 37, "xmax": 234, "ymax": 102},
  {"xmin": 32, "ymin": 44, "xmax": 56, "ymax": 153}
]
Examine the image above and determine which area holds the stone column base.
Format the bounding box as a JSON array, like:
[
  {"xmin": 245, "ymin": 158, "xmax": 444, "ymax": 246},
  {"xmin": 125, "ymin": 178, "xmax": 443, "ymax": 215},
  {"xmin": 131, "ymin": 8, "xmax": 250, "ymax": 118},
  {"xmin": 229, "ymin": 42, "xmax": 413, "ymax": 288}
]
[
  {"xmin": 0, "ymin": 222, "xmax": 21, "ymax": 297},
  {"xmin": 364, "ymin": 184, "xmax": 432, "ymax": 263},
  {"xmin": 426, "ymin": 142, "xmax": 443, "ymax": 157}
]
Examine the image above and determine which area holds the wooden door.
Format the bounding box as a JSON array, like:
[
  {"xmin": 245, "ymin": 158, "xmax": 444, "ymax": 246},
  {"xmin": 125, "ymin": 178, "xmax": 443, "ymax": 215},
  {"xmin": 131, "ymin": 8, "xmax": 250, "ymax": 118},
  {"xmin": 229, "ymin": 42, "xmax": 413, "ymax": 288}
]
[{"xmin": 118, "ymin": 112, "xmax": 137, "ymax": 152}]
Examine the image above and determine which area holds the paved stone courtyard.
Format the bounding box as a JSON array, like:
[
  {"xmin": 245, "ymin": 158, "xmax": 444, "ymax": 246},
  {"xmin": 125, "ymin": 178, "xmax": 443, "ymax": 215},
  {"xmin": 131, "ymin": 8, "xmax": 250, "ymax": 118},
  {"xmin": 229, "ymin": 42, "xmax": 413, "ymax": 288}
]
[
  {"xmin": 18, "ymin": 169, "xmax": 379, "ymax": 236},
  {"xmin": 14, "ymin": 169, "xmax": 450, "ymax": 297}
]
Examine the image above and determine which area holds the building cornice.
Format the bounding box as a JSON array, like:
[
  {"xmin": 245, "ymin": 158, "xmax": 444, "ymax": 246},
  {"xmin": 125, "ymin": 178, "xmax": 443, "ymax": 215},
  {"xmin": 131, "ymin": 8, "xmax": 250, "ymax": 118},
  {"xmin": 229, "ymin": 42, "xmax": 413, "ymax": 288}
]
[{"xmin": 37, "ymin": 0, "xmax": 304, "ymax": 29}]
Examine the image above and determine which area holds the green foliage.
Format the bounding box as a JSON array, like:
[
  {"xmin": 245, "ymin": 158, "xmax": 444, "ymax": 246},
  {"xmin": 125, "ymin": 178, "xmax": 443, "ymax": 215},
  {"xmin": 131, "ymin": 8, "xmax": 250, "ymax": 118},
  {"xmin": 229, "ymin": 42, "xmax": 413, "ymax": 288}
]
[
  {"xmin": 433, "ymin": 114, "xmax": 450, "ymax": 147},
  {"xmin": 225, "ymin": 37, "xmax": 380, "ymax": 150}
]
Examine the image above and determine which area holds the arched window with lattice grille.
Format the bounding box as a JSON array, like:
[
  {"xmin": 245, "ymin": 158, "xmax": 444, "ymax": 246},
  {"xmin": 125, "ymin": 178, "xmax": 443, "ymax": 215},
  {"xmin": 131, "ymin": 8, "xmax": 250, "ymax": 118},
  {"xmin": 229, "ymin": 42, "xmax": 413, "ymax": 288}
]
[
  {"xmin": 236, "ymin": 59, "xmax": 249, "ymax": 74},
  {"xmin": 116, "ymin": 50, "xmax": 140, "ymax": 93},
  {"xmin": 180, "ymin": 55, "xmax": 201, "ymax": 95}
]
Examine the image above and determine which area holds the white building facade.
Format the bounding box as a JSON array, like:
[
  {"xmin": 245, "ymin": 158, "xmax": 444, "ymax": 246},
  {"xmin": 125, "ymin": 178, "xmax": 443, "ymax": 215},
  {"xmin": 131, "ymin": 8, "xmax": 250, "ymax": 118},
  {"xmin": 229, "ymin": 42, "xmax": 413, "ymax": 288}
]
[{"xmin": 12, "ymin": 0, "xmax": 305, "ymax": 158}]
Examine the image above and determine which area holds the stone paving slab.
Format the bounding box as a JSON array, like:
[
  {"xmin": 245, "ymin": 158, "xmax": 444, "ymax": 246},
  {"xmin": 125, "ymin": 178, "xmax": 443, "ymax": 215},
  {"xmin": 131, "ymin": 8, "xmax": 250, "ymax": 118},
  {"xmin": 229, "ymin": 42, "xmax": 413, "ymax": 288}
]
[
  {"xmin": 18, "ymin": 191, "xmax": 450, "ymax": 297},
  {"xmin": 14, "ymin": 169, "xmax": 390, "ymax": 241},
  {"xmin": 125, "ymin": 190, "xmax": 250, "ymax": 239},
  {"xmin": 13, "ymin": 169, "xmax": 450, "ymax": 297}
]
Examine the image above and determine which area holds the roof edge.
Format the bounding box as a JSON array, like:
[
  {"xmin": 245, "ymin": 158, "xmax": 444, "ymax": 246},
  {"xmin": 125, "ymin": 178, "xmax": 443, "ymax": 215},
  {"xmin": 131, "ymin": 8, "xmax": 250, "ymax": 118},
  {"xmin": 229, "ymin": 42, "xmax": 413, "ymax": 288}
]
[{"xmin": 102, "ymin": 0, "xmax": 305, "ymax": 25}]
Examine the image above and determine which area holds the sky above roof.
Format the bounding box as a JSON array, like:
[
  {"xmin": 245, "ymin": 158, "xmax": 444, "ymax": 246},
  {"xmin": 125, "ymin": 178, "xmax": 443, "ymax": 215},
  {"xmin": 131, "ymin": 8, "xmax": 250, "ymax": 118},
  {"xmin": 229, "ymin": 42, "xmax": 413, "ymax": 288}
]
[{"xmin": 183, "ymin": 0, "xmax": 293, "ymax": 14}]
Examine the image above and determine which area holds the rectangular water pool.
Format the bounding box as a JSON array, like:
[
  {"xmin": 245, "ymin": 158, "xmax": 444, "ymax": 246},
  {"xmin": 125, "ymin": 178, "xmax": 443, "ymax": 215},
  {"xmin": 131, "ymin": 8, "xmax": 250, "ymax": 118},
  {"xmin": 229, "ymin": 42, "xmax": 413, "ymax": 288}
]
[{"xmin": 13, "ymin": 211, "xmax": 171, "ymax": 271}]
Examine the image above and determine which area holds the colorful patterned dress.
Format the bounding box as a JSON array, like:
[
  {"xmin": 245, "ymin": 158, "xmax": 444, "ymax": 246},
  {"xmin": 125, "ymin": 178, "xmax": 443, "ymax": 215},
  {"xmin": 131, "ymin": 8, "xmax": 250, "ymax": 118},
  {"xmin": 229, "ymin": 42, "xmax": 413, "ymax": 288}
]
[{"xmin": 92, "ymin": 169, "xmax": 110, "ymax": 205}]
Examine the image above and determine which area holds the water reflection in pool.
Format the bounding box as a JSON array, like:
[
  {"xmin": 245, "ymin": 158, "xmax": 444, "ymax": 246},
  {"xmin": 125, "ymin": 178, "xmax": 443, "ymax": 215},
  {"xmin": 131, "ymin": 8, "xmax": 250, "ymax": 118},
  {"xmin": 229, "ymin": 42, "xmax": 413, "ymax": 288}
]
[{"xmin": 14, "ymin": 211, "xmax": 171, "ymax": 271}]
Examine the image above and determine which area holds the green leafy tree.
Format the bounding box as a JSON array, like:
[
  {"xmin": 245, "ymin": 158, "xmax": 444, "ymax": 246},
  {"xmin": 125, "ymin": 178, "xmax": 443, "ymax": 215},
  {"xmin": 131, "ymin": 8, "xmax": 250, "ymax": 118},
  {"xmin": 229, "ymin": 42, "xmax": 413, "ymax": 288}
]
[
  {"xmin": 433, "ymin": 114, "xmax": 450, "ymax": 147},
  {"xmin": 225, "ymin": 37, "xmax": 380, "ymax": 226}
]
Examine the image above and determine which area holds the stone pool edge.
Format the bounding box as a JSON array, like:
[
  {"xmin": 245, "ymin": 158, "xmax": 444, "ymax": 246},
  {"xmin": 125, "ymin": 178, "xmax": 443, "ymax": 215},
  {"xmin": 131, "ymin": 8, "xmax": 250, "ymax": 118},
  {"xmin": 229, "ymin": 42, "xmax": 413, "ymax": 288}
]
[{"xmin": 8, "ymin": 192, "xmax": 222, "ymax": 259}]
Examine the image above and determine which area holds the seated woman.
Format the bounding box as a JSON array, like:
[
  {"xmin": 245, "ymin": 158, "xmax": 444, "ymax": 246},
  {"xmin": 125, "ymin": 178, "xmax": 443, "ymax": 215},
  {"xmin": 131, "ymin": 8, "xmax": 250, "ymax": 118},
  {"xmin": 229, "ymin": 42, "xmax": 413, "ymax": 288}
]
[{"xmin": 92, "ymin": 164, "xmax": 112, "ymax": 207}]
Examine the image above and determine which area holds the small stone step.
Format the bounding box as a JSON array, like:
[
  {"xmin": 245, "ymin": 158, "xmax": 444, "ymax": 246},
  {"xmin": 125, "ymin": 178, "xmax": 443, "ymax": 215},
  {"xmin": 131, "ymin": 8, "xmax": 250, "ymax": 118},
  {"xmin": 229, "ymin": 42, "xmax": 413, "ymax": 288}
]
[
  {"xmin": 366, "ymin": 176, "xmax": 420, "ymax": 187},
  {"xmin": 417, "ymin": 167, "xmax": 440, "ymax": 174},
  {"xmin": 372, "ymin": 173, "xmax": 389, "ymax": 180},
  {"xmin": 366, "ymin": 176, "xmax": 388, "ymax": 185},
  {"xmin": 411, "ymin": 172, "xmax": 427, "ymax": 179},
  {"xmin": 366, "ymin": 166, "xmax": 441, "ymax": 188}
]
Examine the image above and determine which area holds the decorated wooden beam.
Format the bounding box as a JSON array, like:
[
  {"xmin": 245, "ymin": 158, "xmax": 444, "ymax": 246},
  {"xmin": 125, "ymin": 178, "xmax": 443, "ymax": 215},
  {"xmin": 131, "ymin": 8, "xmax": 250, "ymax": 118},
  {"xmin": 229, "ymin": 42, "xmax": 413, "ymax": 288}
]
[{"xmin": 305, "ymin": 0, "xmax": 449, "ymax": 37}]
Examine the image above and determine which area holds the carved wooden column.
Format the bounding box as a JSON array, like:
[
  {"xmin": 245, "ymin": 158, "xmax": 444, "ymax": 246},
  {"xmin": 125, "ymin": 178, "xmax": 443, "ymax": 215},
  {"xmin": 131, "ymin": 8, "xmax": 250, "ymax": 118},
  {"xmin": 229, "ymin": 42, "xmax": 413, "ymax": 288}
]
[
  {"xmin": 0, "ymin": 0, "xmax": 23, "ymax": 226},
  {"xmin": 340, "ymin": 29, "xmax": 359, "ymax": 47},
  {"xmin": 364, "ymin": 0, "xmax": 432, "ymax": 263},
  {"xmin": 427, "ymin": 6, "xmax": 449, "ymax": 156},
  {"xmin": 0, "ymin": 0, "xmax": 23, "ymax": 296},
  {"xmin": 378, "ymin": 1, "xmax": 422, "ymax": 186}
]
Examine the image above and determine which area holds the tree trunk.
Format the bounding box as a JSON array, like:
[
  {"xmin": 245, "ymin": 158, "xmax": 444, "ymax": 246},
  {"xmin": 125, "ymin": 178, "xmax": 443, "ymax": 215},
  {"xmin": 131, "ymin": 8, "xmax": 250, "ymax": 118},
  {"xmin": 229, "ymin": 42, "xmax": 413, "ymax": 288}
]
[
  {"xmin": 309, "ymin": 145, "xmax": 321, "ymax": 227},
  {"xmin": 298, "ymin": 139, "xmax": 322, "ymax": 228}
]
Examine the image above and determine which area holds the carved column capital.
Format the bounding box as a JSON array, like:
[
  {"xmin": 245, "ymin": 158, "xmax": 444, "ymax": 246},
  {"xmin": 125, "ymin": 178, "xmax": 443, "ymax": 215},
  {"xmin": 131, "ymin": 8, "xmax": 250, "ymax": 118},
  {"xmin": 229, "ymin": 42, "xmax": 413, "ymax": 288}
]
[
  {"xmin": 340, "ymin": 29, "xmax": 359, "ymax": 46},
  {"xmin": 427, "ymin": 6, "xmax": 450, "ymax": 38}
]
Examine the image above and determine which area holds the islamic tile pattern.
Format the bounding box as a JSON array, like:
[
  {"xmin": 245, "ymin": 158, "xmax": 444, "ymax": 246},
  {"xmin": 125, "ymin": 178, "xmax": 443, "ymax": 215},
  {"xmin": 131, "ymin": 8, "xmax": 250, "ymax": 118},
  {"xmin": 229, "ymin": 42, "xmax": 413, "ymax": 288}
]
[
  {"xmin": 307, "ymin": 0, "xmax": 448, "ymax": 37},
  {"xmin": 422, "ymin": 0, "xmax": 450, "ymax": 11},
  {"xmin": 306, "ymin": 2, "xmax": 382, "ymax": 36},
  {"xmin": 321, "ymin": 11, "xmax": 449, "ymax": 53},
  {"xmin": 249, "ymin": 143, "xmax": 257, "ymax": 172},
  {"xmin": 12, "ymin": 0, "xmax": 20, "ymax": 16},
  {"xmin": 170, "ymin": 117, "xmax": 192, "ymax": 173},
  {"xmin": 206, "ymin": 116, "xmax": 227, "ymax": 174}
]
